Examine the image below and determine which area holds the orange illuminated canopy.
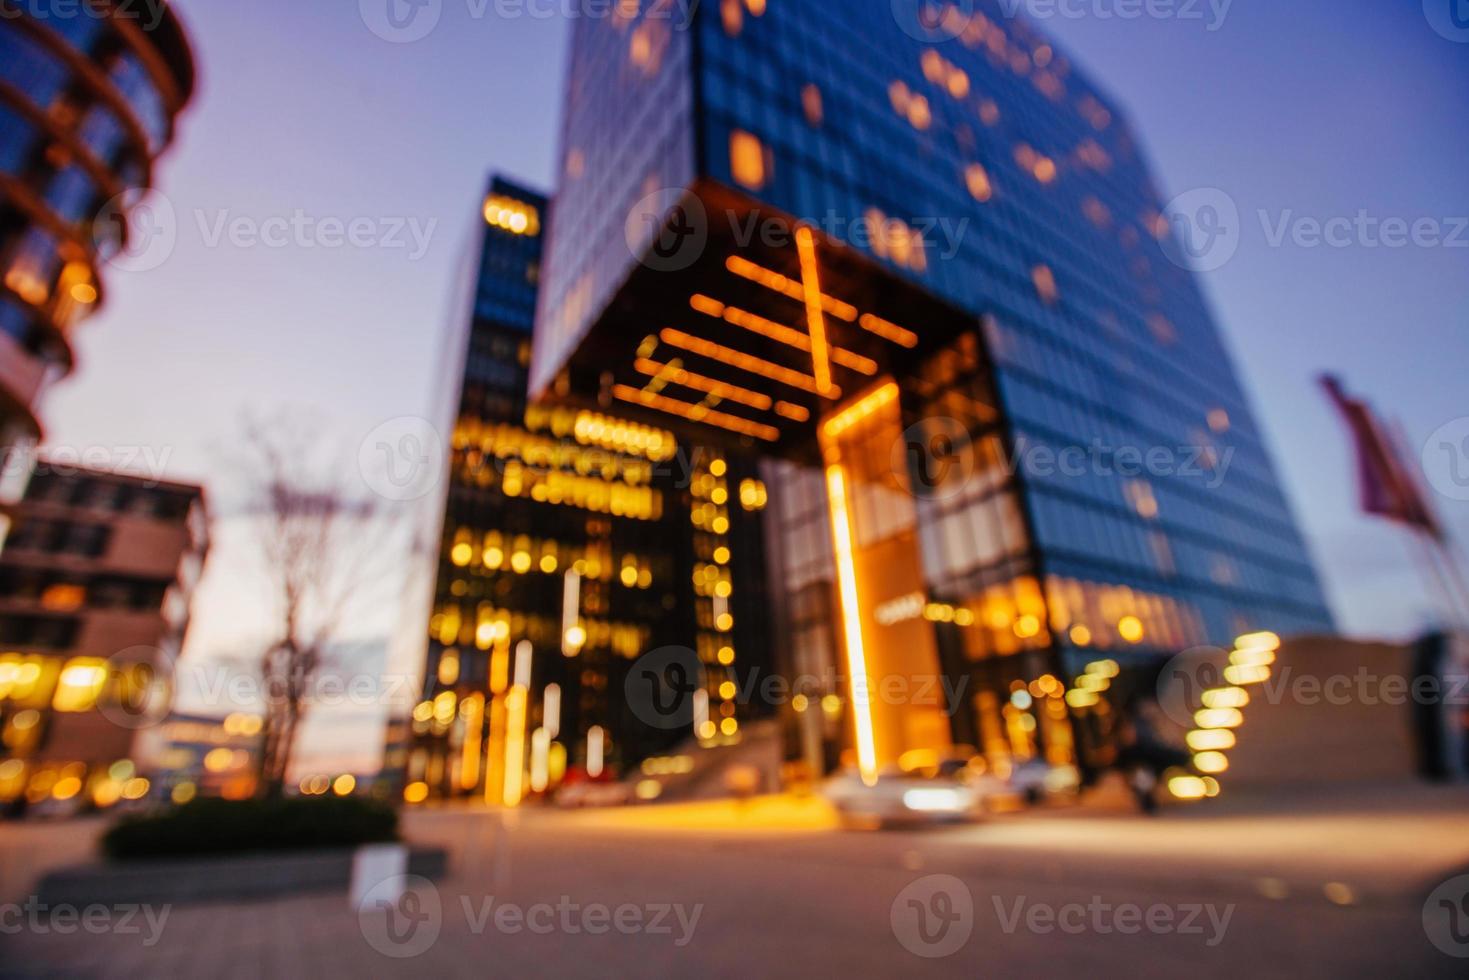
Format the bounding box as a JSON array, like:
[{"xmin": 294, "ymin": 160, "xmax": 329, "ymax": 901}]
[{"xmin": 533, "ymin": 181, "xmax": 980, "ymax": 458}]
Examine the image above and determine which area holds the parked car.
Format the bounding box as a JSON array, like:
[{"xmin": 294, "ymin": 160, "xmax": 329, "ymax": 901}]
[{"xmin": 821, "ymin": 767, "xmax": 986, "ymax": 827}]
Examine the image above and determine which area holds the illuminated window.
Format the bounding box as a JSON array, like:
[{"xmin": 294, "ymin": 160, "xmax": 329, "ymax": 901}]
[
  {"xmin": 1031, "ymin": 264, "xmax": 1058, "ymax": 305},
  {"xmin": 729, "ymin": 130, "xmax": 769, "ymax": 190},
  {"xmin": 629, "ymin": 22, "xmax": 663, "ymax": 73},
  {"xmin": 865, "ymin": 209, "xmax": 927, "ymax": 273},
  {"xmin": 1124, "ymin": 480, "xmax": 1159, "ymax": 519},
  {"xmin": 720, "ymin": 0, "xmax": 743, "ymax": 34},
  {"xmin": 738, "ymin": 479, "xmax": 768, "ymax": 511},
  {"xmin": 1014, "ymin": 144, "xmax": 1057, "ymax": 184},
  {"xmin": 52, "ymin": 658, "xmax": 108, "ymax": 713},
  {"xmin": 1082, "ymin": 196, "xmax": 1111, "ymax": 229},
  {"xmin": 801, "ymin": 83, "xmax": 823, "ymax": 126},
  {"xmin": 965, "ymin": 163, "xmax": 993, "ymax": 203},
  {"xmin": 39, "ymin": 584, "xmax": 85, "ymax": 611},
  {"xmin": 1147, "ymin": 313, "xmax": 1177, "ymax": 345},
  {"xmin": 483, "ymin": 195, "xmax": 540, "ymax": 236},
  {"xmin": 888, "ymin": 81, "xmax": 931, "ymax": 131}
]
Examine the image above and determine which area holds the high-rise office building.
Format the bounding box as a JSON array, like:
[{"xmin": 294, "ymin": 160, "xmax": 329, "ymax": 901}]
[
  {"xmin": 531, "ymin": 1, "xmax": 1332, "ymax": 784},
  {"xmin": 0, "ymin": 2, "xmax": 195, "ymax": 542},
  {"xmin": 403, "ymin": 177, "xmax": 771, "ymax": 803},
  {"xmin": 0, "ymin": 463, "xmax": 207, "ymax": 811}
]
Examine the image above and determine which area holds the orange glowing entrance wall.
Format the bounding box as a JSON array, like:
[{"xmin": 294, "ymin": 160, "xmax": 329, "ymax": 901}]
[{"xmin": 820, "ymin": 381, "xmax": 953, "ymax": 782}]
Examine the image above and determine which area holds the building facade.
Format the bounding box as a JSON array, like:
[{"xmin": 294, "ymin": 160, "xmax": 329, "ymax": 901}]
[
  {"xmin": 531, "ymin": 1, "xmax": 1333, "ymax": 788},
  {"xmin": 0, "ymin": 463, "xmax": 206, "ymax": 812},
  {"xmin": 403, "ymin": 177, "xmax": 772, "ymax": 804},
  {"xmin": 0, "ymin": 1, "xmax": 195, "ymax": 542}
]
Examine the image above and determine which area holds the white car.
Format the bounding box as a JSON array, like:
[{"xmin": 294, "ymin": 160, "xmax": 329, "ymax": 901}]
[{"xmin": 821, "ymin": 769, "xmax": 985, "ymax": 827}]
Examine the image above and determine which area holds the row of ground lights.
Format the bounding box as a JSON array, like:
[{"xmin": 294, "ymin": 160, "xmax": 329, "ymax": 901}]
[{"xmin": 1169, "ymin": 631, "xmax": 1280, "ymax": 800}]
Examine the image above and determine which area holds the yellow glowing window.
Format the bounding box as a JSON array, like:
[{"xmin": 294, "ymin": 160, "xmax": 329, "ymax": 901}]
[
  {"xmin": 865, "ymin": 209, "xmax": 927, "ymax": 273},
  {"xmin": 1031, "ymin": 264, "xmax": 1058, "ymax": 305},
  {"xmin": 720, "ymin": 0, "xmax": 743, "ymax": 35},
  {"xmin": 483, "ymin": 195, "xmax": 540, "ymax": 236},
  {"xmin": 729, "ymin": 130, "xmax": 769, "ymax": 190},
  {"xmin": 40, "ymin": 584, "xmax": 86, "ymax": 611},
  {"xmin": 965, "ymin": 163, "xmax": 993, "ymax": 203},
  {"xmin": 52, "ymin": 659, "xmax": 108, "ymax": 713}
]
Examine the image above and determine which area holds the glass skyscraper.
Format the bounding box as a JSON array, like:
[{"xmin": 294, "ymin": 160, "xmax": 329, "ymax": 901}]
[
  {"xmin": 530, "ymin": 0, "xmax": 1334, "ymax": 785},
  {"xmin": 405, "ymin": 177, "xmax": 773, "ymax": 803}
]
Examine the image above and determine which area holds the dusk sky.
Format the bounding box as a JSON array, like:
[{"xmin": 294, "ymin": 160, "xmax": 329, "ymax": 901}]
[{"xmin": 38, "ymin": 0, "xmax": 1469, "ymax": 773}]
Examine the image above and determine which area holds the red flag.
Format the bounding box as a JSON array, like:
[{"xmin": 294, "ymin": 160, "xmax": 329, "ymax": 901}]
[{"xmin": 1321, "ymin": 375, "xmax": 1443, "ymax": 539}]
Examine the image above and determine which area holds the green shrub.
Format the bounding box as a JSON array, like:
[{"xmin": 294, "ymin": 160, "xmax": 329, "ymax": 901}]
[{"xmin": 102, "ymin": 796, "xmax": 399, "ymax": 861}]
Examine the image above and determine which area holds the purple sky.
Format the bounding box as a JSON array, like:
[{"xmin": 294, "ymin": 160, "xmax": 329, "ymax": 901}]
[{"xmin": 39, "ymin": 1, "xmax": 1469, "ymax": 773}]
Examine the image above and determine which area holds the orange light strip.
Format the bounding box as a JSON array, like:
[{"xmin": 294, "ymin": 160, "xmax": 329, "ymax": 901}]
[
  {"xmin": 690, "ymin": 293, "xmax": 726, "ymax": 318},
  {"xmin": 825, "ymin": 464, "xmax": 878, "ymax": 786},
  {"xmin": 612, "ymin": 384, "xmax": 781, "ymax": 442},
  {"xmin": 691, "ymin": 295, "xmax": 878, "ymax": 375},
  {"xmin": 634, "ymin": 357, "xmax": 773, "ymax": 410},
  {"xmin": 858, "ymin": 313, "xmax": 919, "ymax": 348},
  {"xmin": 775, "ymin": 401, "xmax": 810, "ymax": 422},
  {"xmin": 795, "ymin": 227, "xmax": 834, "ymax": 396},
  {"xmin": 725, "ymin": 255, "xmax": 858, "ymax": 322},
  {"xmin": 502, "ymin": 684, "xmax": 527, "ymax": 806},
  {"xmin": 658, "ymin": 327, "xmax": 841, "ymax": 399},
  {"xmin": 821, "ymin": 381, "xmax": 900, "ymax": 441}
]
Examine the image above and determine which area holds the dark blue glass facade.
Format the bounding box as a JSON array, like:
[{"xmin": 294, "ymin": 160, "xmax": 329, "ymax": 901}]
[{"xmin": 537, "ymin": 0, "xmax": 1332, "ymax": 664}]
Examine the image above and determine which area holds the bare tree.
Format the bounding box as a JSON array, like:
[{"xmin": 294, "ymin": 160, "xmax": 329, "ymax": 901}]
[{"xmin": 241, "ymin": 416, "xmax": 388, "ymax": 798}]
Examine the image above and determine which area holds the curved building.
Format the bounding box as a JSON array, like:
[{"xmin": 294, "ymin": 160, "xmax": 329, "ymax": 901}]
[{"xmin": 0, "ymin": 1, "xmax": 195, "ymax": 452}]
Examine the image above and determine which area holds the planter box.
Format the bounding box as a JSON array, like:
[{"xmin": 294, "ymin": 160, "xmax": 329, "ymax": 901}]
[{"xmin": 35, "ymin": 846, "xmax": 447, "ymax": 907}]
